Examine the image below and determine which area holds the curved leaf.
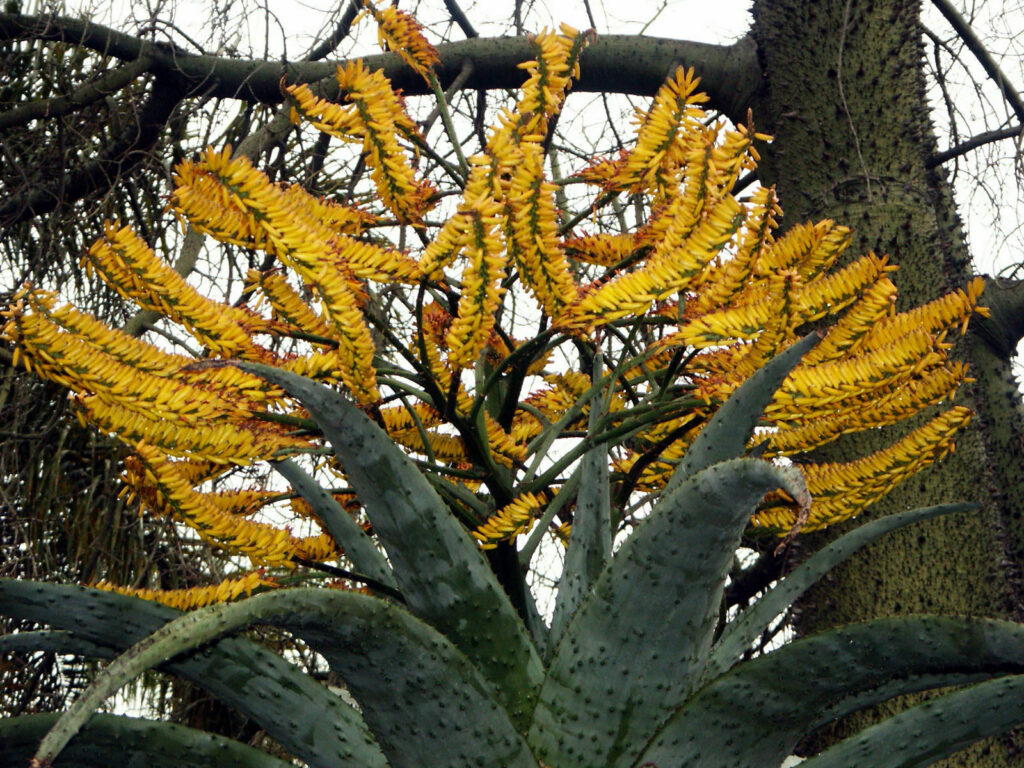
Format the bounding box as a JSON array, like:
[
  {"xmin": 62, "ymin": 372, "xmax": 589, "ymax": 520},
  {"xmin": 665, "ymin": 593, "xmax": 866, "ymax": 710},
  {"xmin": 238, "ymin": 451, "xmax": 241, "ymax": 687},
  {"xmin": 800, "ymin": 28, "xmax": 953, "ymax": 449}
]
[
  {"xmin": 271, "ymin": 457, "xmax": 396, "ymax": 589},
  {"xmin": 636, "ymin": 616, "xmax": 1024, "ymax": 768},
  {"xmin": 706, "ymin": 502, "xmax": 977, "ymax": 681},
  {"xmin": 0, "ymin": 713, "xmax": 294, "ymax": 768},
  {"xmin": 0, "ymin": 629, "xmax": 113, "ymax": 658},
  {"xmin": 238, "ymin": 362, "xmax": 543, "ymax": 725},
  {"xmin": 0, "ymin": 579, "xmax": 387, "ymax": 768},
  {"xmin": 31, "ymin": 587, "xmax": 536, "ymax": 768},
  {"xmin": 0, "ymin": 713, "xmax": 293, "ymax": 768},
  {"xmin": 661, "ymin": 330, "xmax": 820, "ymax": 497},
  {"xmin": 529, "ymin": 458, "xmax": 810, "ymax": 768},
  {"xmin": 548, "ymin": 354, "xmax": 611, "ymax": 653},
  {"xmin": 799, "ymin": 674, "xmax": 1024, "ymax": 768}
]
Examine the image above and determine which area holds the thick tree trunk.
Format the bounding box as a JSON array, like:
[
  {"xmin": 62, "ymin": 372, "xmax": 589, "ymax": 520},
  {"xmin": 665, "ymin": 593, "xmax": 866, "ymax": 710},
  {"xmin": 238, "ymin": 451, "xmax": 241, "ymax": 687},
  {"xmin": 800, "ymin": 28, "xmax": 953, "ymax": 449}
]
[{"xmin": 750, "ymin": 0, "xmax": 1024, "ymax": 763}]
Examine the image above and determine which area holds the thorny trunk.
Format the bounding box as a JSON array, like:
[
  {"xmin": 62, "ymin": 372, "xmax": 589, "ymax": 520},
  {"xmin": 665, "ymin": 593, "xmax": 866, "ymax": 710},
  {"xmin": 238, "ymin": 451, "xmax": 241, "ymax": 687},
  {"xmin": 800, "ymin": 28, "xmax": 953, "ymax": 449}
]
[{"xmin": 751, "ymin": 0, "xmax": 1024, "ymax": 763}]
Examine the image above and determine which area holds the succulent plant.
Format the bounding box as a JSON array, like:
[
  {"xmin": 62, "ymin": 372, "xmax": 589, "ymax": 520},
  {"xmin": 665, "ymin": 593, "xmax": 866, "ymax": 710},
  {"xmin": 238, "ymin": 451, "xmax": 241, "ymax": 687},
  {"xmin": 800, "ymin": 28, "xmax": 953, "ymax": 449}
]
[{"xmin": 4, "ymin": 339, "xmax": 1024, "ymax": 768}]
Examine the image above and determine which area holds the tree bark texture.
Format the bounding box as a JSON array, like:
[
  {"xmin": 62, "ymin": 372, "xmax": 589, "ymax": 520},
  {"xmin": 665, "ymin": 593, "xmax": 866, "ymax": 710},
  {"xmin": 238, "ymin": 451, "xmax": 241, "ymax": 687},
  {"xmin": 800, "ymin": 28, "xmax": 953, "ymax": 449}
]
[{"xmin": 751, "ymin": 0, "xmax": 1024, "ymax": 763}]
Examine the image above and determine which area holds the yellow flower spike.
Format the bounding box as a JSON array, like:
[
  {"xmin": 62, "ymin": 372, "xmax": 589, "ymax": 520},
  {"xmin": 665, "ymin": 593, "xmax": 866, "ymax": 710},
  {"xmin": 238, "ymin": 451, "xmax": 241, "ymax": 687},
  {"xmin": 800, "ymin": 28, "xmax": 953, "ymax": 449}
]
[
  {"xmin": 483, "ymin": 411, "xmax": 528, "ymax": 467},
  {"xmin": 802, "ymin": 276, "xmax": 900, "ymax": 364},
  {"xmin": 8, "ymin": 287, "xmax": 188, "ymax": 375},
  {"xmin": 92, "ymin": 571, "xmax": 271, "ymax": 611},
  {"xmin": 292, "ymin": 532, "xmax": 341, "ymax": 562},
  {"xmin": 658, "ymin": 254, "xmax": 890, "ymax": 352},
  {"xmin": 419, "ymin": 209, "xmax": 471, "ymax": 280},
  {"xmin": 562, "ymin": 232, "xmax": 638, "ymax": 267},
  {"xmin": 512, "ymin": 25, "xmax": 593, "ymax": 140},
  {"xmin": 793, "ymin": 253, "xmax": 896, "ymax": 322},
  {"xmin": 756, "ymin": 220, "xmax": 852, "ymax": 280},
  {"xmin": 390, "ymin": 429, "xmax": 469, "ymax": 463},
  {"xmin": 601, "ymin": 67, "xmax": 708, "ymax": 194},
  {"xmin": 863, "ymin": 276, "xmax": 989, "ymax": 342},
  {"xmin": 692, "ymin": 186, "xmax": 781, "ymax": 313},
  {"xmin": 361, "ymin": 0, "xmax": 439, "ymax": 81},
  {"xmin": 380, "ymin": 401, "xmax": 444, "ymax": 434},
  {"xmin": 171, "ymin": 157, "xmax": 268, "ymax": 249},
  {"xmin": 84, "ymin": 224, "xmax": 264, "ymax": 358},
  {"xmin": 196, "ymin": 148, "xmax": 380, "ymax": 403},
  {"xmin": 201, "ymin": 488, "xmax": 279, "ymax": 517},
  {"xmin": 769, "ymin": 406, "xmax": 973, "ymax": 531},
  {"xmin": 333, "ymin": 60, "xmax": 437, "ymax": 224},
  {"xmin": 766, "ymin": 363, "xmax": 969, "ymax": 455},
  {"xmin": 769, "ymin": 328, "xmax": 944, "ymax": 411},
  {"xmin": 569, "ymin": 194, "xmax": 745, "ymax": 327},
  {"xmin": 3, "ymin": 306, "xmax": 261, "ymax": 425},
  {"xmin": 79, "ymin": 395, "xmax": 308, "ymax": 464},
  {"xmin": 285, "ymin": 82, "xmax": 364, "ymax": 139},
  {"xmin": 247, "ymin": 269, "xmax": 337, "ymax": 342},
  {"xmin": 508, "ymin": 141, "xmax": 579, "ymax": 316},
  {"xmin": 472, "ymin": 491, "xmax": 549, "ymax": 549},
  {"xmin": 300, "ymin": 191, "xmax": 377, "ymax": 236},
  {"xmin": 126, "ymin": 444, "xmax": 316, "ymax": 567},
  {"xmin": 445, "ymin": 193, "xmax": 508, "ymax": 371}
]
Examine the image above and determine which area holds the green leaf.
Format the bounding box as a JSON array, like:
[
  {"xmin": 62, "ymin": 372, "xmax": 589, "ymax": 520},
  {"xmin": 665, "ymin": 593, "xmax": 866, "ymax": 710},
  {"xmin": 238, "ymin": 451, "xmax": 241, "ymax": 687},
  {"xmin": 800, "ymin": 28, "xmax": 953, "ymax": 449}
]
[
  {"xmin": 636, "ymin": 616, "xmax": 1024, "ymax": 768},
  {"xmin": 706, "ymin": 502, "xmax": 977, "ymax": 680},
  {"xmin": 548, "ymin": 353, "xmax": 611, "ymax": 653},
  {"xmin": 799, "ymin": 674, "xmax": 1024, "ymax": 768},
  {"xmin": 529, "ymin": 458, "xmax": 810, "ymax": 768},
  {"xmin": 0, "ymin": 713, "xmax": 296, "ymax": 768},
  {"xmin": 237, "ymin": 363, "xmax": 543, "ymax": 726},
  {"xmin": 0, "ymin": 579, "xmax": 387, "ymax": 768},
  {"xmin": 661, "ymin": 330, "xmax": 820, "ymax": 498},
  {"xmin": 30, "ymin": 587, "xmax": 535, "ymax": 768},
  {"xmin": 0, "ymin": 629, "xmax": 113, "ymax": 658},
  {"xmin": 271, "ymin": 457, "xmax": 396, "ymax": 590}
]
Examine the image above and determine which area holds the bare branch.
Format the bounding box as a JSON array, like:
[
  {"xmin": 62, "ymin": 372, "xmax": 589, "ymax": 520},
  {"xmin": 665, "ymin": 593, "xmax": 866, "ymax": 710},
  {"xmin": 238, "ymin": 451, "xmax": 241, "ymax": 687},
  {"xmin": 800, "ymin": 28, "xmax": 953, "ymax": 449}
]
[
  {"xmin": 928, "ymin": 123, "xmax": 1024, "ymax": 168},
  {"xmin": 303, "ymin": 0, "xmax": 361, "ymax": 62},
  {"xmin": 0, "ymin": 12, "xmax": 760, "ymax": 122},
  {"xmin": 930, "ymin": 0, "xmax": 1024, "ymax": 125},
  {"xmin": 442, "ymin": 0, "xmax": 478, "ymax": 38},
  {"xmin": 0, "ymin": 74, "xmax": 185, "ymax": 227},
  {"xmin": 0, "ymin": 55, "xmax": 153, "ymax": 131}
]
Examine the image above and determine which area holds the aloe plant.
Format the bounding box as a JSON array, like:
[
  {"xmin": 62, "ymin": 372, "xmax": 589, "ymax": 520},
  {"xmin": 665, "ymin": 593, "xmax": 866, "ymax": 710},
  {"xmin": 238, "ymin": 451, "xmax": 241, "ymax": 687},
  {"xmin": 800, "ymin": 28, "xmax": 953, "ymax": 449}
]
[
  {"xmin": 0, "ymin": 15, "xmax": 1019, "ymax": 768},
  {"xmin": 4, "ymin": 337, "xmax": 1024, "ymax": 768}
]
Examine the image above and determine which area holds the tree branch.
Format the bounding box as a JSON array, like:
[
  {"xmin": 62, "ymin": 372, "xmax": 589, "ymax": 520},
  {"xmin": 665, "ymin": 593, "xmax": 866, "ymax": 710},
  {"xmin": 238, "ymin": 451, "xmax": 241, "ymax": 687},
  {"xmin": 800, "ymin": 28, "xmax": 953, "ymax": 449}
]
[
  {"xmin": 0, "ymin": 12, "xmax": 760, "ymax": 122},
  {"xmin": 0, "ymin": 73, "xmax": 185, "ymax": 227},
  {"xmin": 930, "ymin": 0, "xmax": 1024, "ymax": 125},
  {"xmin": 0, "ymin": 54, "xmax": 152, "ymax": 131},
  {"xmin": 442, "ymin": 0, "xmax": 479, "ymax": 38},
  {"xmin": 927, "ymin": 123, "xmax": 1023, "ymax": 167}
]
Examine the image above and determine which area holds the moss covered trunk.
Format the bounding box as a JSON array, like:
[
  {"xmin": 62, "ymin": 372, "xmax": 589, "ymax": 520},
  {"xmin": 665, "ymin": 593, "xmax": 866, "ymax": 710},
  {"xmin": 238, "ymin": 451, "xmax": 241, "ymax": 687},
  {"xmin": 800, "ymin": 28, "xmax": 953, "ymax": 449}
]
[{"xmin": 751, "ymin": 0, "xmax": 1024, "ymax": 763}]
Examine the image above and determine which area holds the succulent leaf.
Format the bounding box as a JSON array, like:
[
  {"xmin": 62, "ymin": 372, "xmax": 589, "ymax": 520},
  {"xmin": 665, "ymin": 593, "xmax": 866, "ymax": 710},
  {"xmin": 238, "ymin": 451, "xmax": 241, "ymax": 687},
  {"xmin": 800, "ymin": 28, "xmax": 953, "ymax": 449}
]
[
  {"xmin": 0, "ymin": 579, "xmax": 387, "ymax": 768},
  {"xmin": 237, "ymin": 362, "xmax": 544, "ymax": 726},
  {"xmin": 661, "ymin": 330, "xmax": 821, "ymax": 499},
  {"xmin": 548, "ymin": 354, "xmax": 612, "ymax": 652},
  {"xmin": 797, "ymin": 674, "xmax": 1024, "ymax": 768},
  {"xmin": 706, "ymin": 501, "xmax": 976, "ymax": 680},
  {"xmin": 529, "ymin": 458, "xmax": 810, "ymax": 768},
  {"xmin": 0, "ymin": 713, "xmax": 296, "ymax": 768},
  {"xmin": 0, "ymin": 629, "xmax": 114, "ymax": 658},
  {"xmin": 271, "ymin": 457, "xmax": 396, "ymax": 590},
  {"xmin": 636, "ymin": 616, "xmax": 1024, "ymax": 768},
  {"xmin": 20, "ymin": 586, "xmax": 537, "ymax": 768}
]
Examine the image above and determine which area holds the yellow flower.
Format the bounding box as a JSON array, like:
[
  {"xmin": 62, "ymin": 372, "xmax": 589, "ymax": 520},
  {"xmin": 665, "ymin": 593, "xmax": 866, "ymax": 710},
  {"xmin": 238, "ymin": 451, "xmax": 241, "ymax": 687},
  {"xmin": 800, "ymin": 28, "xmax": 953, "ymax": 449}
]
[{"xmin": 361, "ymin": 0, "xmax": 439, "ymax": 81}]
